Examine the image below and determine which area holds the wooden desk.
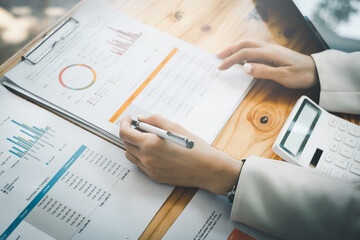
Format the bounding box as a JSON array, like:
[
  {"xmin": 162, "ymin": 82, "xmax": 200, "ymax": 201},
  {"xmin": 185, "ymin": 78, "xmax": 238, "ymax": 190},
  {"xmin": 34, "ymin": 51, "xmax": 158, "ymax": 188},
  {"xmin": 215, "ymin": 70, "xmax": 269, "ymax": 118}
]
[{"xmin": 0, "ymin": 0, "xmax": 359, "ymax": 239}]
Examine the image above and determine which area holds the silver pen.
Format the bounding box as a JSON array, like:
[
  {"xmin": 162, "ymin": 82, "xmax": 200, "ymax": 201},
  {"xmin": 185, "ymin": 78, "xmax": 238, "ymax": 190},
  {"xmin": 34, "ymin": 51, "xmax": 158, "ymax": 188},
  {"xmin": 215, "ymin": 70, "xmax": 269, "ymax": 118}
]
[{"xmin": 131, "ymin": 120, "xmax": 194, "ymax": 149}]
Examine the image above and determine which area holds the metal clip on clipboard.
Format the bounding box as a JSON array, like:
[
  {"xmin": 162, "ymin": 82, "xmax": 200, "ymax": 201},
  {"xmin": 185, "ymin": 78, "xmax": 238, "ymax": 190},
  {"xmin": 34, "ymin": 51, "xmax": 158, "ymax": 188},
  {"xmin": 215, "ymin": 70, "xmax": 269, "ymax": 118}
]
[{"xmin": 22, "ymin": 17, "xmax": 80, "ymax": 64}]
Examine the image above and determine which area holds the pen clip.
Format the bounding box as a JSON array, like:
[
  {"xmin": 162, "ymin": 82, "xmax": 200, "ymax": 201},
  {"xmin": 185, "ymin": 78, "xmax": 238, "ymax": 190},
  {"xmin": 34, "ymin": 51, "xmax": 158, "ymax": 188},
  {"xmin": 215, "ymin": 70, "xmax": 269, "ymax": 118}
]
[{"xmin": 167, "ymin": 131, "xmax": 194, "ymax": 149}]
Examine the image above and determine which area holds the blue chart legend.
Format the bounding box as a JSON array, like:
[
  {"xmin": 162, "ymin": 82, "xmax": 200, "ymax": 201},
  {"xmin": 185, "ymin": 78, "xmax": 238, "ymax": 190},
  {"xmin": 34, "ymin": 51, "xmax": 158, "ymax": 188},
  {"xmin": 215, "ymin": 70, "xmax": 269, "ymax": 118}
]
[{"xmin": 7, "ymin": 120, "xmax": 50, "ymax": 158}]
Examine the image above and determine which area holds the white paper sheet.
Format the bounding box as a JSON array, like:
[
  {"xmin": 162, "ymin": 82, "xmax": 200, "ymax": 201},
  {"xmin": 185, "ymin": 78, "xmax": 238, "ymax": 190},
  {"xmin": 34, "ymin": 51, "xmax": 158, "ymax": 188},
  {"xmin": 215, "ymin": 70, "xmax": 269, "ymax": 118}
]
[
  {"xmin": 0, "ymin": 86, "xmax": 173, "ymax": 240},
  {"xmin": 5, "ymin": 0, "xmax": 253, "ymax": 144},
  {"xmin": 163, "ymin": 190, "xmax": 279, "ymax": 240}
]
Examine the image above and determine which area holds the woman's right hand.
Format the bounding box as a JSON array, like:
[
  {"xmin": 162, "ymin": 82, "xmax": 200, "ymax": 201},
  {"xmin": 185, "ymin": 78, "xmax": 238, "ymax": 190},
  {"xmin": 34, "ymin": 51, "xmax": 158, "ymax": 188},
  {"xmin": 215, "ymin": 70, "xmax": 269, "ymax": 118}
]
[
  {"xmin": 119, "ymin": 114, "xmax": 242, "ymax": 196},
  {"xmin": 217, "ymin": 40, "xmax": 319, "ymax": 89}
]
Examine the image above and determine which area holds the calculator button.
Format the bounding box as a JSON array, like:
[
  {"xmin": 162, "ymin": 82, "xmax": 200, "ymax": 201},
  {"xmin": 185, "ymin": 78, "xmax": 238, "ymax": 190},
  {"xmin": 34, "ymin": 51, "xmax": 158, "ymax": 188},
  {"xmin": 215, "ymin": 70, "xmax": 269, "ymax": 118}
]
[
  {"xmin": 328, "ymin": 118, "xmax": 338, "ymax": 127},
  {"xmin": 324, "ymin": 153, "xmax": 334, "ymax": 163},
  {"xmin": 334, "ymin": 132, "xmax": 343, "ymax": 142},
  {"xmin": 334, "ymin": 157, "xmax": 349, "ymax": 169},
  {"xmin": 355, "ymin": 152, "xmax": 360, "ymax": 163},
  {"xmin": 343, "ymin": 172, "xmax": 352, "ymax": 179},
  {"xmin": 349, "ymin": 163, "xmax": 360, "ymax": 176},
  {"xmin": 344, "ymin": 136, "xmax": 358, "ymax": 148},
  {"xmin": 318, "ymin": 163, "xmax": 331, "ymax": 173},
  {"xmin": 339, "ymin": 146, "xmax": 354, "ymax": 159},
  {"xmin": 329, "ymin": 142, "xmax": 339, "ymax": 152},
  {"xmin": 330, "ymin": 168, "xmax": 344, "ymax": 178},
  {"xmin": 348, "ymin": 126, "xmax": 360, "ymax": 138},
  {"xmin": 339, "ymin": 122, "xmax": 348, "ymax": 131}
]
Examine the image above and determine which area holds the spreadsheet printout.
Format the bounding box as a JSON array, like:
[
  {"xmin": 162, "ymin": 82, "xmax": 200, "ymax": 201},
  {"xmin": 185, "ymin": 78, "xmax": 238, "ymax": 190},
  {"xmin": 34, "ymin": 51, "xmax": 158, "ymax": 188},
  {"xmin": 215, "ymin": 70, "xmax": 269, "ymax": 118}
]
[{"xmin": 0, "ymin": 87, "xmax": 173, "ymax": 240}]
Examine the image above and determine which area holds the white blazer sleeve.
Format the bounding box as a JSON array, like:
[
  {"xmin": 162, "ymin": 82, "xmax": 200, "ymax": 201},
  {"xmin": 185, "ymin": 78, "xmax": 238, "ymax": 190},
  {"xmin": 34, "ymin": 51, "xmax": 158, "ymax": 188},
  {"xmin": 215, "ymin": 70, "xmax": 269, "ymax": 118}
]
[
  {"xmin": 230, "ymin": 156, "xmax": 360, "ymax": 240},
  {"xmin": 312, "ymin": 50, "xmax": 360, "ymax": 114}
]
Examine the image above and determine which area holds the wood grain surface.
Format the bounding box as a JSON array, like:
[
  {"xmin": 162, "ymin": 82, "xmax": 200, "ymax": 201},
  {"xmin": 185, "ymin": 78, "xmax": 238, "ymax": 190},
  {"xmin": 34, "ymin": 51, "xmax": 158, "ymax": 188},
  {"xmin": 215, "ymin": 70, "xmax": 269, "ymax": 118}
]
[{"xmin": 0, "ymin": 0, "xmax": 358, "ymax": 239}]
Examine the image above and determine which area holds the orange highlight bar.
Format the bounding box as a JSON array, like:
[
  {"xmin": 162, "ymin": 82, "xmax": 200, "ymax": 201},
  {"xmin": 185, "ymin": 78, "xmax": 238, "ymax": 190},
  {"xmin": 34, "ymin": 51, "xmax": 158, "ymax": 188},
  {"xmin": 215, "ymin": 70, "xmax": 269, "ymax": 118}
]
[{"xmin": 109, "ymin": 47, "xmax": 178, "ymax": 123}]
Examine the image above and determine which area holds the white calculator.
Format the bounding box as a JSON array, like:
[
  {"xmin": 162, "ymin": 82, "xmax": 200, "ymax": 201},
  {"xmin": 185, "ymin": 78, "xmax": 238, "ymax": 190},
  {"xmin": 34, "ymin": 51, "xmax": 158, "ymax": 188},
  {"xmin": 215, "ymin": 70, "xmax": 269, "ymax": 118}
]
[{"xmin": 273, "ymin": 95, "xmax": 360, "ymax": 179}]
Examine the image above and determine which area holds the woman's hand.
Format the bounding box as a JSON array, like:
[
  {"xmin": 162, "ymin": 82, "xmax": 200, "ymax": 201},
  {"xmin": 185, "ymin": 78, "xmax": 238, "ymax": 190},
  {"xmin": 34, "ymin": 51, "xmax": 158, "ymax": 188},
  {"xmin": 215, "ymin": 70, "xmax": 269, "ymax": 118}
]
[
  {"xmin": 119, "ymin": 114, "xmax": 242, "ymax": 196},
  {"xmin": 217, "ymin": 39, "xmax": 319, "ymax": 89}
]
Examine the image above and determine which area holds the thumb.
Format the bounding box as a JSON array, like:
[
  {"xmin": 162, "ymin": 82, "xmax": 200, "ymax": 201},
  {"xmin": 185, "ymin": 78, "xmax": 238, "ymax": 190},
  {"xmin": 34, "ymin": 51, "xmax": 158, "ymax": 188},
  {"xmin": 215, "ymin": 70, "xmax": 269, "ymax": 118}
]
[{"xmin": 244, "ymin": 63, "xmax": 284, "ymax": 82}]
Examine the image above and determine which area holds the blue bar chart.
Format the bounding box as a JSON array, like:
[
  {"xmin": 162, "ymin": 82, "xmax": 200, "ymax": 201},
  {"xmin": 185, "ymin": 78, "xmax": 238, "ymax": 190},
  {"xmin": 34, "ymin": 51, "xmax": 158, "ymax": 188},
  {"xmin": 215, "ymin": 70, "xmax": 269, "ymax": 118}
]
[{"xmin": 7, "ymin": 120, "xmax": 50, "ymax": 158}]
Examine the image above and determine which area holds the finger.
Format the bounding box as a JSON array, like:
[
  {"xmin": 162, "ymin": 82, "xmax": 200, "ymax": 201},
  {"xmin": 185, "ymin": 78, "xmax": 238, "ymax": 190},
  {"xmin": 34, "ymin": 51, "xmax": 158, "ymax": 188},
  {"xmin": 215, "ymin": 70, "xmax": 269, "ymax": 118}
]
[
  {"xmin": 119, "ymin": 115, "xmax": 145, "ymax": 145},
  {"xmin": 135, "ymin": 165, "xmax": 154, "ymax": 182},
  {"xmin": 124, "ymin": 150, "xmax": 159, "ymax": 183},
  {"xmin": 216, "ymin": 39, "xmax": 264, "ymax": 59},
  {"xmin": 125, "ymin": 150, "xmax": 142, "ymax": 167},
  {"xmin": 244, "ymin": 62, "xmax": 286, "ymax": 83},
  {"xmin": 123, "ymin": 141, "xmax": 140, "ymax": 156},
  {"xmin": 218, "ymin": 47, "xmax": 275, "ymax": 70}
]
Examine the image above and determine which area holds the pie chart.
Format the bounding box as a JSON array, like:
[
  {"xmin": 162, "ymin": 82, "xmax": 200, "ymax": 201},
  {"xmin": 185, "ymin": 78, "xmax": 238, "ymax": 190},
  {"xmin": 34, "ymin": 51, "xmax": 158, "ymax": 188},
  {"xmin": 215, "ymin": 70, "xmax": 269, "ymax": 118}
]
[{"xmin": 59, "ymin": 64, "xmax": 96, "ymax": 90}]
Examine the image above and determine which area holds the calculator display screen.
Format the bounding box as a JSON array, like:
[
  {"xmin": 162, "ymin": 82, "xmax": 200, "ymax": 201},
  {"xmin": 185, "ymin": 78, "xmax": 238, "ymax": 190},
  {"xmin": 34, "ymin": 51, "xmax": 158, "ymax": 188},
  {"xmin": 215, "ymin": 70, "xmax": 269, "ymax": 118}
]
[{"xmin": 280, "ymin": 99, "xmax": 321, "ymax": 159}]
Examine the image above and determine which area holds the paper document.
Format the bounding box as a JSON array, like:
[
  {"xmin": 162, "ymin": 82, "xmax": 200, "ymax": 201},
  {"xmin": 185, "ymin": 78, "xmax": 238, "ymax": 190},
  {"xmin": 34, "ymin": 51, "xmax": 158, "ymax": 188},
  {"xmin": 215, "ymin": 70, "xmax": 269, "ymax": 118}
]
[
  {"xmin": 163, "ymin": 190, "xmax": 279, "ymax": 240},
  {"xmin": 0, "ymin": 87, "xmax": 173, "ymax": 240},
  {"xmin": 4, "ymin": 0, "xmax": 253, "ymax": 145}
]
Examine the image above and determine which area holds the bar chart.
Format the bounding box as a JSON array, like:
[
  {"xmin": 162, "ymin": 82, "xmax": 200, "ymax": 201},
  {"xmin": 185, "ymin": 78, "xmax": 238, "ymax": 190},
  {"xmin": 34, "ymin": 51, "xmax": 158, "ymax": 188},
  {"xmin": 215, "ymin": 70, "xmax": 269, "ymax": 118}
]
[
  {"xmin": 7, "ymin": 120, "xmax": 50, "ymax": 158},
  {"xmin": 107, "ymin": 26, "xmax": 142, "ymax": 56}
]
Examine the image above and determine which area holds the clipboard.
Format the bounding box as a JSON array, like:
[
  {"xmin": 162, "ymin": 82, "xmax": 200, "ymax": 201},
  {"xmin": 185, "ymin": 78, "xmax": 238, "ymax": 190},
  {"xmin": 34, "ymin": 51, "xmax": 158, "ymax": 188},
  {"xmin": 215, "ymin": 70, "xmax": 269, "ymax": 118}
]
[{"xmin": 22, "ymin": 17, "xmax": 80, "ymax": 64}]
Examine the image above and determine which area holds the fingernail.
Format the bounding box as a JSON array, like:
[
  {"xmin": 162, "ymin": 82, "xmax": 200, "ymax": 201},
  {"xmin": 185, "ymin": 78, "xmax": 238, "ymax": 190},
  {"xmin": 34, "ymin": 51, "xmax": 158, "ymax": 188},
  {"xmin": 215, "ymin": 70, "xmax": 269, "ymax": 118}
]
[
  {"xmin": 137, "ymin": 115, "xmax": 144, "ymax": 120},
  {"xmin": 244, "ymin": 63, "xmax": 252, "ymax": 74}
]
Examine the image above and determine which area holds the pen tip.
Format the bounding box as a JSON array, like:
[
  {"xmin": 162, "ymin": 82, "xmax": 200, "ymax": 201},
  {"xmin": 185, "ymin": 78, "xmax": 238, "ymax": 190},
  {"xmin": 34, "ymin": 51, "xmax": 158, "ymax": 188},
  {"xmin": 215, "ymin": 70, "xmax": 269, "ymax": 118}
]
[
  {"xmin": 131, "ymin": 120, "xmax": 138, "ymax": 126},
  {"xmin": 186, "ymin": 140, "xmax": 194, "ymax": 149}
]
